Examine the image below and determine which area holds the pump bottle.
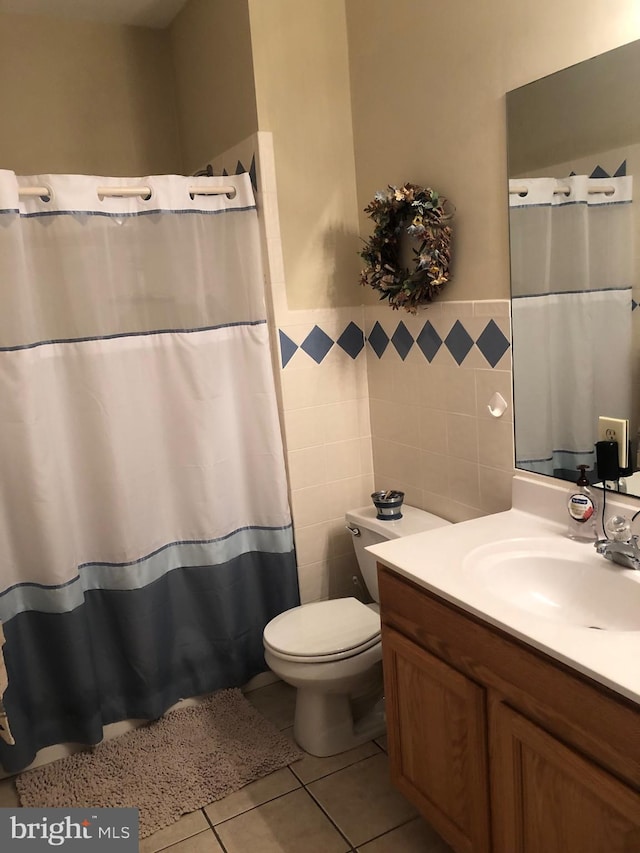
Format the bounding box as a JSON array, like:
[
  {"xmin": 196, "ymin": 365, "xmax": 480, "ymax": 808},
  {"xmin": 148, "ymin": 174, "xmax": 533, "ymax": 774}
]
[{"xmin": 567, "ymin": 465, "xmax": 598, "ymax": 542}]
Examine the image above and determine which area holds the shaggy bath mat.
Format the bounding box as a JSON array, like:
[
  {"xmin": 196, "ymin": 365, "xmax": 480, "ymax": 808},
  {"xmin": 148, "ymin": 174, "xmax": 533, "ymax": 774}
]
[{"xmin": 15, "ymin": 688, "xmax": 303, "ymax": 838}]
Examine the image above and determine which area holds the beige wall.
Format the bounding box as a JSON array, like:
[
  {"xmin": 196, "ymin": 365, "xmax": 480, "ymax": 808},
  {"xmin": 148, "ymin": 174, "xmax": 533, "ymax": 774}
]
[
  {"xmin": 248, "ymin": 0, "xmax": 361, "ymax": 310},
  {"xmin": 169, "ymin": 0, "xmax": 258, "ymax": 173},
  {"xmin": 0, "ymin": 13, "xmax": 181, "ymax": 176},
  {"xmin": 345, "ymin": 0, "xmax": 640, "ymax": 302}
]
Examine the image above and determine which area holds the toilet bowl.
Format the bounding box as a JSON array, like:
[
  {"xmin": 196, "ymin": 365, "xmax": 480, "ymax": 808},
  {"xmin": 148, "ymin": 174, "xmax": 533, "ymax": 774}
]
[{"xmin": 263, "ymin": 504, "xmax": 451, "ymax": 756}]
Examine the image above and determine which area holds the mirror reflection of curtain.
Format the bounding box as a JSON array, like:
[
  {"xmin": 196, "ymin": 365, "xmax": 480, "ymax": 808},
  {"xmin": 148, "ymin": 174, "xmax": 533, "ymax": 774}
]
[{"xmin": 509, "ymin": 175, "xmax": 633, "ymax": 479}]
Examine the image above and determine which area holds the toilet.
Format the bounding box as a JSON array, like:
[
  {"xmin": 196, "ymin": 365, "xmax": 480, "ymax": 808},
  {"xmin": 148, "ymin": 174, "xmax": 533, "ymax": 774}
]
[{"xmin": 263, "ymin": 504, "xmax": 451, "ymax": 756}]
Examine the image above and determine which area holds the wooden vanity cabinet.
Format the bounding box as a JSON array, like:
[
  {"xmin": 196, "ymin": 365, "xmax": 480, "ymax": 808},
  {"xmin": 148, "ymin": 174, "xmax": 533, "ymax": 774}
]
[{"xmin": 378, "ymin": 566, "xmax": 640, "ymax": 853}]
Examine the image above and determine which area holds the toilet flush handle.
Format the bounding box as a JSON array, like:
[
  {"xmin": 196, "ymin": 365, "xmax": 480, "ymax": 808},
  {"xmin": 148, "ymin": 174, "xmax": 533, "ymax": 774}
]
[{"xmin": 346, "ymin": 524, "xmax": 361, "ymax": 537}]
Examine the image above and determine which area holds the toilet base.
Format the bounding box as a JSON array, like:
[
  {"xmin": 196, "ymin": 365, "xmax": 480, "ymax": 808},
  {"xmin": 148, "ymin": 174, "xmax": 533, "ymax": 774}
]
[{"xmin": 293, "ymin": 686, "xmax": 386, "ymax": 757}]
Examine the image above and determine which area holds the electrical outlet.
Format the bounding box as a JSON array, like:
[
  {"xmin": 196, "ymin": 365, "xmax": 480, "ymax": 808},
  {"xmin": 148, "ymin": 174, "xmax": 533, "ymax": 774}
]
[{"xmin": 598, "ymin": 416, "xmax": 629, "ymax": 468}]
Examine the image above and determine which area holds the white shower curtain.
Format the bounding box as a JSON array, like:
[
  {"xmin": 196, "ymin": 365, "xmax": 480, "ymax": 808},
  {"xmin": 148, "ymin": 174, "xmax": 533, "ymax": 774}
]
[
  {"xmin": 0, "ymin": 171, "xmax": 299, "ymax": 772},
  {"xmin": 509, "ymin": 175, "xmax": 633, "ymax": 479}
]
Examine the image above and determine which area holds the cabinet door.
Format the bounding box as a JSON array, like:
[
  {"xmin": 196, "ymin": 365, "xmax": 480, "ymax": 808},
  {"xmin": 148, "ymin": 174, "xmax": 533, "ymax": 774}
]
[
  {"xmin": 382, "ymin": 626, "xmax": 491, "ymax": 853},
  {"xmin": 490, "ymin": 700, "xmax": 640, "ymax": 853}
]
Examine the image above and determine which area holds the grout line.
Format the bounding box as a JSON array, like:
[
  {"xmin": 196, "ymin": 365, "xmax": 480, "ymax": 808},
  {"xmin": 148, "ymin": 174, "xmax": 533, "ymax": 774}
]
[
  {"xmin": 211, "ymin": 824, "xmax": 229, "ymax": 853},
  {"xmin": 201, "ymin": 806, "xmax": 225, "ymax": 845},
  {"xmin": 204, "ymin": 774, "xmax": 303, "ymax": 831},
  {"xmin": 287, "ymin": 741, "xmax": 384, "ymax": 785},
  {"xmin": 351, "ymin": 815, "xmax": 422, "ymax": 850},
  {"xmin": 302, "ymin": 784, "xmax": 357, "ymax": 851}
]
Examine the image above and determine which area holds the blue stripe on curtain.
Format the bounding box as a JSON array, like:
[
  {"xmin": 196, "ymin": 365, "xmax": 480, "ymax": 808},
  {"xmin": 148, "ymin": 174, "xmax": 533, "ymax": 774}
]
[
  {"xmin": 0, "ymin": 550, "xmax": 299, "ymax": 773},
  {"xmin": 0, "ymin": 320, "xmax": 267, "ymax": 353},
  {"xmin": 15, "ymin": 205, "xmax": 257, "ymax": 219},
  {"xmin": 0, "ymin": 526, "xmax": 295, "ymax": 621}
]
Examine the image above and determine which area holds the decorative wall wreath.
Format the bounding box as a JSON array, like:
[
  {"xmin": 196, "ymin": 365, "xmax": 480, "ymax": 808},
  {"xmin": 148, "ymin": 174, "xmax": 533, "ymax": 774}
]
[{"xmin": 359, "ymin": 183, "xmax": 454, "ymax": 312}]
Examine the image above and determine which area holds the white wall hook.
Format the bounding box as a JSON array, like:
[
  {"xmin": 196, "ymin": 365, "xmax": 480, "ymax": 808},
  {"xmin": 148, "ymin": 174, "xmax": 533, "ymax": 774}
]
[{"xmin": 488, "ymin": 391, "xmax": 508, "ymax": 418}]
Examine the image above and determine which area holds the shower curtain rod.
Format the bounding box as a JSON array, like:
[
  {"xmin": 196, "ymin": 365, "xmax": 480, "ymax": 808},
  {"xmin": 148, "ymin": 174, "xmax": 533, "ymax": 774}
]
[
  {"xmin": 509, "ymin": 184, "xmax": 615, "ymax": 196},
  {"xmin": 17, "ymin": 185, "xmax": 237, "ymax": 200}
]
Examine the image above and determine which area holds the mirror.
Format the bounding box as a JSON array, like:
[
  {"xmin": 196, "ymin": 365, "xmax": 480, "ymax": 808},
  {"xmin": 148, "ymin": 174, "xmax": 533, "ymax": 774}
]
[{"xmin": 506, "ymin": 39, "xmax": 640, "ymax": 496}]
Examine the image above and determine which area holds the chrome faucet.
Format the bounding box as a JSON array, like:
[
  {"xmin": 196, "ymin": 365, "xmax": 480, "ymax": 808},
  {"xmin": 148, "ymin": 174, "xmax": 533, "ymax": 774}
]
[{"xmin": 594, "ymin": 535, "xmax": 640, "ymax": 571}]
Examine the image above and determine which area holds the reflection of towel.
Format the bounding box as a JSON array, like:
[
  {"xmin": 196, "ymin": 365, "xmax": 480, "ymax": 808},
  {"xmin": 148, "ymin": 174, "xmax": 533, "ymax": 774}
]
[{"xmin": 0, "ymin": 624, "xmax": 14, "ymax": 744}]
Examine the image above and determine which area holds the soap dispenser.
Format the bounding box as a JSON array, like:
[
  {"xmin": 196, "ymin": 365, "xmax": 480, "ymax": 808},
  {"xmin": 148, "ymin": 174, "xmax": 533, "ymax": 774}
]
[{"xmin": 567, "ymin": 465, "xmax": 598, "ymax": 542}]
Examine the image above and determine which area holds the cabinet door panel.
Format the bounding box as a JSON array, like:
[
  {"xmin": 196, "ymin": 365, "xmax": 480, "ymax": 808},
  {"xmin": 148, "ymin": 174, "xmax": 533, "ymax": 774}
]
[
  {"xmin": 382, "ymin": 626, "xmax": 491, "ymax": 853},
  {"xmin": 491, "ymin": 700, "xmax": 640, "ymax": 853}
]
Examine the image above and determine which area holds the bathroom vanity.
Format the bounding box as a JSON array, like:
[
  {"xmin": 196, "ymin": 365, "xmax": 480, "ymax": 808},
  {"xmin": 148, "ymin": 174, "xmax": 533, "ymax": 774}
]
[{"xmin": 368, "ymin": 476, "xmax": 640, "ymax": 853}]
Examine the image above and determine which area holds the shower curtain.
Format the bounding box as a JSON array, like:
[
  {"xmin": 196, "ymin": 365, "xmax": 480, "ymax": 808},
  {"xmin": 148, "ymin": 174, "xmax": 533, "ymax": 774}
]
[
  {"xmin": 509, "ymin": 175, "xmax": 633, "ymax": 478},
  {"xmin": 0, "ymin": 170, "xmax": 299, "ymax": 772}
]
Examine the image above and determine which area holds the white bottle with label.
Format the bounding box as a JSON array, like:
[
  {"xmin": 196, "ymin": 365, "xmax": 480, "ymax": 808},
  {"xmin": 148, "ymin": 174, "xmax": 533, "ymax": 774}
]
[{"xmin": 567, "ymin": 465, "xmax": 598, "ymax": 542}]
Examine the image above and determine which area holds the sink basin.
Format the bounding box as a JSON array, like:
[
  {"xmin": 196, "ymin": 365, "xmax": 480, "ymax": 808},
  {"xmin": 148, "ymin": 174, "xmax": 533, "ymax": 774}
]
[{"xmin": 463, "ymin": 537, "xmax": 640, "ymax": 631}]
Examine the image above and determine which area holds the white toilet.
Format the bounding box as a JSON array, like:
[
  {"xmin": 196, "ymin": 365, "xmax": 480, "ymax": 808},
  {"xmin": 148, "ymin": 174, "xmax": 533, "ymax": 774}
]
[{"xmin": 263, "ymin": 504, "xmax": 451, "ymax": 756}]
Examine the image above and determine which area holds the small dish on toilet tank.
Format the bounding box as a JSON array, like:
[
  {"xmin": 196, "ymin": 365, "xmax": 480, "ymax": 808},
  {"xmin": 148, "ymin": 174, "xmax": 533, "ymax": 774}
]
[{"xmin": 371, "ymin": 490, "xmax": 404, "ymax": 520}]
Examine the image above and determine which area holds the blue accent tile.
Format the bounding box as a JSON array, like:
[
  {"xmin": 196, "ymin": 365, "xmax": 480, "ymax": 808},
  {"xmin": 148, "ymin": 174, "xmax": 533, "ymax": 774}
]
[
  {"xmin": 590, "ymin": 164, "xmax": 610, "ymax": 179},
  {"xmin": 614, "ymin": 160, "xmax": 627, "ymax": 177},
  {"xmin": 222, "ymin": 168, "xmax": 229, "ymax": 177},
  {"xmin": 248, "ymin": 155, "xmax": 257, "ymax": 191},
  {"xmin": 368, "ymin": 321, "xmax": 390, "ymax": 358},
  {"xmin": 476, "ymin": 320, "xmax": 510, "ymax": 367},
  {"xmin": 633, "ymin": 299, "xmax": 638, "ymax": 311},
  {"xmin": 444, "ymin": 320, "xmax": 474, "ymax": 365},
  {"xmin": 416, "ymin": 321, "xmax": 442, "ymax": 362},
  {"xmin": 236, "ymin": 160, "xmax": 246, "ymax": 175},
  {"xmin": 301, "ymin": 325, "xmax": 334, "ymax": 364},
  {"xmin": 391, "ymin": 321, "xmax": 414, "ymax": 361},
  {"xmin": 279, "ymin": 330, "xmax": 298, "ymax": 368},
  {"xmin": 337, "ymin": 322, "xmax": 365, "ymax": 359}
]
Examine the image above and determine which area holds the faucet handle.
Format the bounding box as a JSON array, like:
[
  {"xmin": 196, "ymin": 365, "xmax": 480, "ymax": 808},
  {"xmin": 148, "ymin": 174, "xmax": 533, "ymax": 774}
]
[{"xmin": 604, "ymin": 514, "xmax": 632, "ymax": 542}]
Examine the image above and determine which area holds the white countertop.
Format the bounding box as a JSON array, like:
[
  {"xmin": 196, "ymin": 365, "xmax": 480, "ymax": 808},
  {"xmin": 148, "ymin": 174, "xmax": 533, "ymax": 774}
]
[{"xmin": 367, "ymin": 505, "xmax": 640, "ymax": 705}]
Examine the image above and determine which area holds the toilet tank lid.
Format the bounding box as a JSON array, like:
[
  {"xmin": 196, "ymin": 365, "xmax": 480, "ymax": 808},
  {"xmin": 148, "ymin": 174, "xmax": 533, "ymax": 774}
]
[{"xmin": 345, "ymin": 504, "xmax": 452, "ymax": 540}]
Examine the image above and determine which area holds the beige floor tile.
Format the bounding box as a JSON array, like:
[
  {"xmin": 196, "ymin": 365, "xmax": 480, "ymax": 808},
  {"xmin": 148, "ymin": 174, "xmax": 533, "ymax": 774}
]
[
  {"xmin": 0, "ymin": 777, "xmax": 20, "ymax": 807},
  {"xmin": 245, "ymin": 680, "xmax": 296, "ymax": 730},
  {"xmin": 373, "ymin": 734, "xmax": 388, "ymax": 752},
  {"xmin": 204, "ymin": 767, "xmax": 300, "ymax": 825},
  {"xmin": 216, "ymin": 788, "xmax": 349, "ymax": 853},
  {"xmin": 357, "ymin": 817, "xmax": 453, "ymax": 852},
  {"xmin": 160, "ymin": 829, "xmax": 224, "ymax": 852},
  {"xmin": 140, "ymin": 811, "xmax": 209, "ymax": 853},
  {"xmin": 287, "ymin": 734, "xmax": 381, "ymax": 784},
  {"xmin": 308, "ymin": 752, "xmax": 416, "ymax": 847}
]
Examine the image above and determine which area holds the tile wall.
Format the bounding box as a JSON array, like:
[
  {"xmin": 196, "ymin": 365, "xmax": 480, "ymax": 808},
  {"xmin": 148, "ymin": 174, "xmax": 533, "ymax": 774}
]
[
  {"xmin": 277, "ymin": 300, "xmax": 514, "ymax": 604},
  {"xmin": 363, "ymin": 301, "xmax": 514, "ymax": 524},
  {"xmin": 213, "ymin": 134, "xmax": 515, "ymax": 605}
]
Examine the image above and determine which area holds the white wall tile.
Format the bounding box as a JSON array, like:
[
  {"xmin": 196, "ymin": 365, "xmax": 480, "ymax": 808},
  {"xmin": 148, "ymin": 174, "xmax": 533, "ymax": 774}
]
[
  {"xmin": 324, "ymin": 439, "xmax": 365, "ymax": 482},
  {"xmin": 478, "ymin": 465, "xmax": 514, "ymax": 514},
  {"xmin": 288, "ymin": 446, "xmax": 328, "ymax": 490},
  {"xmin": 290, "ymin": 483, "xmax": 331, "ymax": 527},
  {"xmin": 446, "ymin": 413, "xmax": 479, "ymax": 462},
  {"xmin": 419, "ymin": 408, "xmax": 448, "ymax": 454},
  {"xmin": 294, "ymin": 522, "xmax": 331, "ymax": 567},
  {"xmin": 297, "ymin": 560, "xmax": 329, "ymax": 603},
  {"xmin": 285, "ymin": 407, "xmax": 326, "ymax": 451},
  {"xmin": 477, "ymin": 418, "xmax": 515, "ymax": 471},
  {"xmin": 323, "ymin": 400, "xmax": 362, "ymax": 443},
  {"xmin": 274, "ymin": 298, "xmax": 515, "ymax": 599},
  {"xmin": 449, "ymin": 457, "xmax": 481, "ymax": 506}
]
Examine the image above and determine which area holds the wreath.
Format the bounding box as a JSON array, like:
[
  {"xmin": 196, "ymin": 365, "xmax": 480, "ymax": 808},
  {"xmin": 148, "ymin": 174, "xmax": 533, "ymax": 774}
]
[{"xmin": 359, "ymin": 183, "xmax": 454, "ymax": 313}]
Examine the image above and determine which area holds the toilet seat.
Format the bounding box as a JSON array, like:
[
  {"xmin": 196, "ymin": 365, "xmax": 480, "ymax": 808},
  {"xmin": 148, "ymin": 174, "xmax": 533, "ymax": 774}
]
[{"xmin": 263, "ymin": 598, "xmax": 381, "ymax": 663}]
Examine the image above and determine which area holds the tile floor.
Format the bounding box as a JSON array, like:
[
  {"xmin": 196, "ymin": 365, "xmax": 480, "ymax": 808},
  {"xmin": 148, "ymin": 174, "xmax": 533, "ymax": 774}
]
[{"xmin": 0, "ymin": 680, "xmax": 453, "ymax": 853}]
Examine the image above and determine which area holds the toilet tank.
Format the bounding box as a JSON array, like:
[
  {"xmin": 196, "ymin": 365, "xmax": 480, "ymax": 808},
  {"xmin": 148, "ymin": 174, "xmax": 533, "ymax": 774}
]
[{"xmin": 345, "ymin": 505, "xmax": 452, "ymax": 603}]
